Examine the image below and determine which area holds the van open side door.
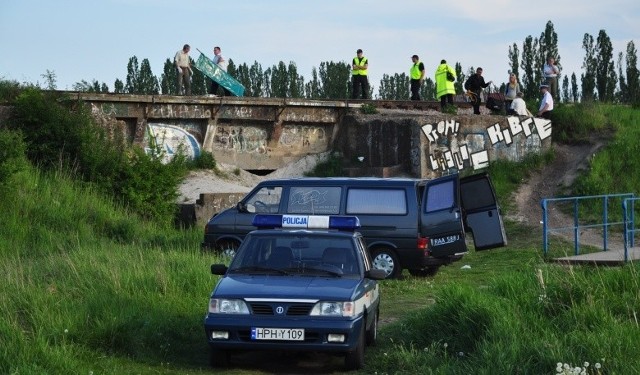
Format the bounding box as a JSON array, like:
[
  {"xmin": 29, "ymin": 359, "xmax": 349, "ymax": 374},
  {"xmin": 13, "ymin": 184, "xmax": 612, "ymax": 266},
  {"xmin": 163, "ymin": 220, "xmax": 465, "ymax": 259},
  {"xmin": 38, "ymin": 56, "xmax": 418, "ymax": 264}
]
[{"xmin": 460, "ymin": 173, "xmax": 507, "ymax": 250}]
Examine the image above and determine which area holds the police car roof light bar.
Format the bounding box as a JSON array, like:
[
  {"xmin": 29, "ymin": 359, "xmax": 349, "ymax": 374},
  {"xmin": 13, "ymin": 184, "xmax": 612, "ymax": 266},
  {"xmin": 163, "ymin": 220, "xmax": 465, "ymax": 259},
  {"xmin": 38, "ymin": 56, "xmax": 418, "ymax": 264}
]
[{"xmin": 253, "ymin": 214, "xmax": 360, "ymax": 231}]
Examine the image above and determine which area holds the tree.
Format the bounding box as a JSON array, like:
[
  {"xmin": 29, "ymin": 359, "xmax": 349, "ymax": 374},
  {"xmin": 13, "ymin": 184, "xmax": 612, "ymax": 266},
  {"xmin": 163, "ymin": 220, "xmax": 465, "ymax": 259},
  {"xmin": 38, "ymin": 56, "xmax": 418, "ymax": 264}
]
[
  {"xmin": 268, "ymin": 61, "xmax": 288, "ymax": 98},
  {"xmin": 73, "ymin": 79, "xmax": 109, "ymax": 92},
  {"xmin": 114, "ymin": 79, "xmax": 124, "ymax": 93},
  {"xmin": 41, "ymin": 70, "xmax": 57, "ymax": 90},
  {"xmin": 305, "ymin": 67, "xmax": 322, "ymax": 99},
  {"xmin": 125, "ymin": 56, "xmax": 140, "ymax": 94},
  {"xmin": 581, "ymin": 33, "xmax": 597, "ymax": 101},
  {"xmin": 421, "ymin": 78, "xmax": 436, "ymax": 101},
  {"xmin": 595, "ymin": 30, "xmax": 616, "ymax": 102},
  {"xmin": 538, "ymin": 21, "xmax": 560, "ymax": 73},
  {"xmin": 521, "ymin": 35, "xmax": 537, "ymax": 99},
  {"xmin": 318, "ymin": 61, "xmax": 351, "ymax": 99},
  {"xmin": 287, "ymin": 62, "xmax": 304, "ymax": 98},
  {"xmin": 570, "ymin": 73, "xmax": 580, "ymax": 102},
  {"xmin": 160, "ymin": 58, "xmax": 177, "ymax": 95},
  {"xmin": 561, "ymin": 75, "xmax": 570, "ymax": 102},
  {"xmin": 507, "ymin": 43, "xmax": 520, "ymax": 80},
  {"xmin": 617, "ymin": 52, "xmax": 627, "ymax": 102},
  {"xmin": 454, "ymin": 62, "xmax": 465, "ymax": 95},
  {"xmin": 626, "ymin": 41, "xmax": 640, "ymax": 104},
  {"xmin": 377, "ymin": 73, "xmax": 409, "ymax": 100},
  {"xmin": 190, "ymin": 56, "xmax": 207, "ymax": 95},
  {"xmin": 138, "ymin": 58, "xmax": 159, "ymax": 95}
]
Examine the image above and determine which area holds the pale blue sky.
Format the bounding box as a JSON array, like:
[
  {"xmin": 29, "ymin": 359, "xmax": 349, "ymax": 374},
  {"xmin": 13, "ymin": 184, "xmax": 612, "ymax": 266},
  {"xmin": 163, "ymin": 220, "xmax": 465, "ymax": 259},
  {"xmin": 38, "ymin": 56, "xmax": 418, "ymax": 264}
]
[{"xmin": 1, "ymin": 0, "xmax": 638, "ymax": 95}]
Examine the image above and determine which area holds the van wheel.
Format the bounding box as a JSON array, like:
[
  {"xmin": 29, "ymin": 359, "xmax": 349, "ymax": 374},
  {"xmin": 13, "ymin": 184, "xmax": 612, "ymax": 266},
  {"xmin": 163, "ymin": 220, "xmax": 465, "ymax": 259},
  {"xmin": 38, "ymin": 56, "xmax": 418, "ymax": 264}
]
[
  {"xmin": 408, "ymin": 266, "xmax": 440, "ymax": 277},
  {"xmin": 370, "ymin": 248, "xmax": 401, "ymax": 279},
  {"xmin": 216, "ymin": 240, "xmax": 240, "ymax": 258}
]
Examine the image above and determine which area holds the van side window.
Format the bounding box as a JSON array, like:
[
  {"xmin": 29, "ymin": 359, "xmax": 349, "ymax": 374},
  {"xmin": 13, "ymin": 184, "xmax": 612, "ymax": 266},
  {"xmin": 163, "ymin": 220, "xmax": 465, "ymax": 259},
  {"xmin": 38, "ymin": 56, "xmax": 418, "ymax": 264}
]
[
  {"xmin": 288, "ymin": 187, "xmax": 341, "ymax": 214},
  {"xmin": 346, "ymin": 189, "xmax": 407, "ymax": 215},
  {"xmin": 246, "ymin": 186, "xmax": 282, "ymax": 213},
  {"xmin": 425, "ymin": 181, "xmax": 454, "ymax": 212}
]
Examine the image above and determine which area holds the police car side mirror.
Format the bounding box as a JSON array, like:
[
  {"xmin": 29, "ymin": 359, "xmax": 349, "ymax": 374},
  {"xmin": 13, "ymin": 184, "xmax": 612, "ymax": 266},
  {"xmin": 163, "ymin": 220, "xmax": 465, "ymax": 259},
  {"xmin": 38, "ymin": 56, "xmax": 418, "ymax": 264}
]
[
  {"xmin": 367, "ymin": 269, "xmax": 387, "ymax": 280},
  {"xmin": 237, "ymin": 202, "xmax": 248, "ymax": 213},
  {"xmin": 211, "ymin": 264, "xmax": 228, "ymax": 275}
]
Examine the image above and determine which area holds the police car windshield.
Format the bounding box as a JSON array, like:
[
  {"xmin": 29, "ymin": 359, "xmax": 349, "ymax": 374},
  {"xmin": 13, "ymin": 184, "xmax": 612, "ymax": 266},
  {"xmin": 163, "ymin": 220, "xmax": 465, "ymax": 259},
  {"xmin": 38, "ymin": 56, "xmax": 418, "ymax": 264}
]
[{"xmin": 229, "ymin": 234, "xmax": 359, "ymax": 276}]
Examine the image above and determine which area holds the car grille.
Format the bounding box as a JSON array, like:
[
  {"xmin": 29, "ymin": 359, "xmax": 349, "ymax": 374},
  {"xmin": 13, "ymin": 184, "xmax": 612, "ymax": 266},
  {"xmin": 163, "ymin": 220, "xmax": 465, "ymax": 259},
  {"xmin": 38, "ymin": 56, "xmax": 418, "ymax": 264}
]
[{"xmin": 248, "ymin": 302, "xmax": 314, "ymax": 316}]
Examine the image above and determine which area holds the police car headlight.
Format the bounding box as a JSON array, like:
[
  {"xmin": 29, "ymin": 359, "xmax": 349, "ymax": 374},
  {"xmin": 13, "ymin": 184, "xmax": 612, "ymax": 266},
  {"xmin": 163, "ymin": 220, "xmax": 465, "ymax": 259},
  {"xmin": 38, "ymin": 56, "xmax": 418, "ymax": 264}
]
[
  {"xmin": 310, "ymin": 302, "xmax": 355, "ymax": 317},
  {"xmin": 209, "ymin": 298, "xmax": 250, "ymax": 314}
]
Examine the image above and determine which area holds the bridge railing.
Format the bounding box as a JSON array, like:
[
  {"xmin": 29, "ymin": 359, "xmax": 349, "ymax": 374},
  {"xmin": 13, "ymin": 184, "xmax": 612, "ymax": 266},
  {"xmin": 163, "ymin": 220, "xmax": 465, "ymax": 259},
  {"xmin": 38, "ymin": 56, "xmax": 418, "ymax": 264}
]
[
  {"xmin": 623, "ymin": 197, "xmax": 640, "ymax": 262},
  {"xmin": 541, "ymin": 193, "xmax": 635, "ymax": 256}
]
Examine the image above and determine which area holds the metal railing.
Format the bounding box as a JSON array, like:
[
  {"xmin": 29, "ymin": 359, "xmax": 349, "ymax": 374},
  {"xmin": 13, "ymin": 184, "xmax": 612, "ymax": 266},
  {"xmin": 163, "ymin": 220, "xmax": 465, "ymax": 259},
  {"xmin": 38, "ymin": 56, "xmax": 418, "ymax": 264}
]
[
  {"xmin": 541, "ymin": 193, "xmax": 635, "ymax": 256},
  {"xmin": 623, "ymin": 197, "xmax": 640, "ymax": 262}
]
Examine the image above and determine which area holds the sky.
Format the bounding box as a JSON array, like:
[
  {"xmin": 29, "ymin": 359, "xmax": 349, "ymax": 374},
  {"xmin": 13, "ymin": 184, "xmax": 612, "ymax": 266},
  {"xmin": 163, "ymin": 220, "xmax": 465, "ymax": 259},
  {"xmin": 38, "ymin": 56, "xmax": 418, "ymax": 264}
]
[{"xmin": 1, "ymin": 0, "xmax": 639, "ymax": 95}]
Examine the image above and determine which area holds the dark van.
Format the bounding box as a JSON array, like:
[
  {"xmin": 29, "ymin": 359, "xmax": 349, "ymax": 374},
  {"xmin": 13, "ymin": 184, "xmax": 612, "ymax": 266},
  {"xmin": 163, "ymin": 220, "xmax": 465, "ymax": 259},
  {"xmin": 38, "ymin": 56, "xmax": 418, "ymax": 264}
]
[{"xmin": 202, "ymin": 173, "xmax": 506, "ymax": 278}]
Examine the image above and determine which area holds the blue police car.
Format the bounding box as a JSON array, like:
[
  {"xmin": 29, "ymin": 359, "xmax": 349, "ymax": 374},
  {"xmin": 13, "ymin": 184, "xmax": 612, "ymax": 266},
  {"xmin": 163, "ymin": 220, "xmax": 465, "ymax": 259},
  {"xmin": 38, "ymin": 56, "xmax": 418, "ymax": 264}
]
[{"xmin": 204, "ymin": 214, "xmax": 386, "ymax": 370}]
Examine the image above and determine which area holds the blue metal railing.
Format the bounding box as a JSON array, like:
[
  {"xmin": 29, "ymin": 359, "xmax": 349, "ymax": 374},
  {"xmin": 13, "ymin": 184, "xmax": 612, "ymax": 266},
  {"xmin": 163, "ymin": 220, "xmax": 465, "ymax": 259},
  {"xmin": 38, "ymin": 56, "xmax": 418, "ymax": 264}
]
[
  {"xmin": 541, "ymin": 193, "xmax": 635, "ymax": 256},
  {"xmin": 623, "ymin": 197, "xmax": 640, "ymax": 262}
]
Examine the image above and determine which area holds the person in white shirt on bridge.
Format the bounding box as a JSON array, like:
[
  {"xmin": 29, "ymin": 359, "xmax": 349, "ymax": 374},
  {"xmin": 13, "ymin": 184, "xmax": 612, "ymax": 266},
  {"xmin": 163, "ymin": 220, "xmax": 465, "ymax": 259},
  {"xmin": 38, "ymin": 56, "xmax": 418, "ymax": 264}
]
[
  {"xmin": 174, "ymin": 44, "xmax": 192, "ymax": 95},
  {"xmin": 509, "ymin": 92, "xmax": 530, "ymax": 116},
  {"xmin": 209, "ymin": 46, "xmax": 231, "ymax": 96}
]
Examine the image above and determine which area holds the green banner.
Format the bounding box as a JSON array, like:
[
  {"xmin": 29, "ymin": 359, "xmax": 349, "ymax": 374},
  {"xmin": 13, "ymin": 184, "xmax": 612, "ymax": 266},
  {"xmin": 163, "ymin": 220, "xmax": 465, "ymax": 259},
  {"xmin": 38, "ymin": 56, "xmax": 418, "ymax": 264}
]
[{"xmin": 195, "ymin": 52, "xmax": 245, "ymax": 97}]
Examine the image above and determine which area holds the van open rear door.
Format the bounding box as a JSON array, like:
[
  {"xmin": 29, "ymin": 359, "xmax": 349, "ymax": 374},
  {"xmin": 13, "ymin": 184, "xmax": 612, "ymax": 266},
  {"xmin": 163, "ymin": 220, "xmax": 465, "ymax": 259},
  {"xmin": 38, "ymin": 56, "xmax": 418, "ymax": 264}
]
[
  {"xmin": 420, "ymin": 175, "xmax": 468, "ymax": 257},
  {"xmin": 460, "ymin": 173, "xmax": 507, "ymax": 250}
]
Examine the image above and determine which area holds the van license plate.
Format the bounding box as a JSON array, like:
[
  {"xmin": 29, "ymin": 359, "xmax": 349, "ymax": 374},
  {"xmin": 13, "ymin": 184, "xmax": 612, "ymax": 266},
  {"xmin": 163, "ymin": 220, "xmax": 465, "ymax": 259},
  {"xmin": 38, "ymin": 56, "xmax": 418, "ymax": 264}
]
[
  {"xmin": 251, "ymin": 327, "xmax": 305, "ymax": 341},
  {"xmin": 431, "ymin": 235, "xmax": 460, "ymax": 246}
]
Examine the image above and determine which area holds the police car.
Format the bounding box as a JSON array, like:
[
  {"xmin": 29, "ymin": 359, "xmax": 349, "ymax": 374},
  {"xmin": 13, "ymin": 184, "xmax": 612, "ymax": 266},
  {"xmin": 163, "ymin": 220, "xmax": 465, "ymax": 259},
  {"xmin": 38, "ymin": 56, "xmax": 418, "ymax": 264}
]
[{"xmin": 204, "ymin": 214, "xmax": 386, "ymax": 370}]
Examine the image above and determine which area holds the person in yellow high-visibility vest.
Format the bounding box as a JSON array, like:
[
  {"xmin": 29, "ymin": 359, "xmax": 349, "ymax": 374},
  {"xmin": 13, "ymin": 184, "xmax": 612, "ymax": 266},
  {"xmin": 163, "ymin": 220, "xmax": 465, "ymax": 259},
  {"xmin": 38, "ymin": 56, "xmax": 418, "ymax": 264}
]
[
  {"xmin": 351, "ymin": 49, "xmax": 369, "ymax": 99},
  {"xmin": 410, "ymin": 54, "xmax": 425, "ymax": 100},
  {"xmin": 435, "ymin": 59, "xmax": 456, "ymax": 111}
]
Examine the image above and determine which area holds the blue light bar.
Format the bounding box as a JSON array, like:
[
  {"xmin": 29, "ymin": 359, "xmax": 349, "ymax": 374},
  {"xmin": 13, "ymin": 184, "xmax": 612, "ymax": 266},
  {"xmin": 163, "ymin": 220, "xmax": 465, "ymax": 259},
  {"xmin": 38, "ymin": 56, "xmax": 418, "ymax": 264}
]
[{"xmin": 252, "ymin": 214, "xmax": 361, "ymax": 230}]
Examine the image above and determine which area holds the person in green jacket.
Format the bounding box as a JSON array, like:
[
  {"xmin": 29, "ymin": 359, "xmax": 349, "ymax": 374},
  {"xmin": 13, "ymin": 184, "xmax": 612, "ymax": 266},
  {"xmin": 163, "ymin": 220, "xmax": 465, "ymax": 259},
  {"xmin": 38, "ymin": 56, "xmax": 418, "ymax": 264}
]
[{"xmin": 435, "ymin": 59, "xmax": 456, "ymax": 112}]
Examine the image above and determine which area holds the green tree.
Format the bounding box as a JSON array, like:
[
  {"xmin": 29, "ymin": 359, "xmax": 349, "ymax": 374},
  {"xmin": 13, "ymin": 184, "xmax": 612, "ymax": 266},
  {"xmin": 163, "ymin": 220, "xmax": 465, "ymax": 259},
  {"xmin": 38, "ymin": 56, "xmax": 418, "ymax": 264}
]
[
  {"xmin": 73, "ymin": 79, "xmax": 109, "ymax": 92},
  {"xmin": 318, "ymin": 61, "xmax": 350, "ymax": 99},
  {"xmin": 40, "ymin": 70, "xmax": 57, "ymax": 90},
  {"xmin": 454, "ymin": 62, "xmax": 465, "ymax": 95},
  {"xmin": 570, "ymin": 72, "xmax": 580, "ymax": 102},
  {"xmin": 268, "ymin": 61, "xmax": 288, "ymax": 98},
  {"xmin": 190, "ymin": 56, "xmax": 207, "ymax": 95},
  {"xmin": 160, "ymin": 58, "xmax": 177, "ymax": 95},
  {"xmin": 581, "ymin": 33, "xmax": 597, "ymax": 101},
  {"xmin": 617, "ymin": 52, "xmax": 627, "ymax": 102},
  {"xmin": 305, "ymin": 67, "xmax": 322, "ymax": 99},
  {"xmin": 561, "ymin": 75, "xmax": 570, "ymax": 102},
  {"xmin": 287, "ymin": 62, "xmax": 305, "ymax": 98},
  {"xmin": 507, "ymin": 43, "xmax": 520, "ymax": 80},
  {"xmin": 125, "ymin": 56, "xmax": 140, "ymax": 94},
  {"xmin": 538, "ymin": 21, "xmax": 560, "ymax": 73},
  {"xmin": 625, "ymin": 40, "xmax": 640, "ymax": 104},
  {"xmin": 249, "ymin": 61, "xmax": 265, "ymax": 97},
  {"xmin": 138, "ymin": 58, "xmax": 159, "ymax": 95},
  {"xmin": 114, "ymin": 79, "xmax": 124, "ymax": 94},
  {"xmin": 521, "ymin": 35, "xmax": 538, "ymax": 99},
  {"xmin": 377, "ymin": 73, "xmax": 409, "ymax": 100},
  {"xmin": 421, "ymin": 78, "xmax": 436, "ymax": 101},
  {"xmin": 595, "ymin": 30, "xmax": 616, "ymax": 102}
]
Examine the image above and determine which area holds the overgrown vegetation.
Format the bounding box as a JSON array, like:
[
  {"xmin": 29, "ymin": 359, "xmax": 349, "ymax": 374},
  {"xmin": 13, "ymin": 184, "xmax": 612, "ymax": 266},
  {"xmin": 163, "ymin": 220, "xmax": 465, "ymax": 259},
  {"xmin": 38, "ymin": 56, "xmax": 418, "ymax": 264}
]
[{"xmin": 304, "ymin": 152, "xmax": 345, "ymax": 177}]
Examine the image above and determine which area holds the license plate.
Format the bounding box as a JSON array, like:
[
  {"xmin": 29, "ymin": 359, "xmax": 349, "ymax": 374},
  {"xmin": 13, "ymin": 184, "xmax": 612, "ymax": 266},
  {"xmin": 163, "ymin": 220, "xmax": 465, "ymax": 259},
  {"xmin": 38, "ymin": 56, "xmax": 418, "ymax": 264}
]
[{"xmin": 251, "ymin": 327, "xmax": 305, "ymax": 341}]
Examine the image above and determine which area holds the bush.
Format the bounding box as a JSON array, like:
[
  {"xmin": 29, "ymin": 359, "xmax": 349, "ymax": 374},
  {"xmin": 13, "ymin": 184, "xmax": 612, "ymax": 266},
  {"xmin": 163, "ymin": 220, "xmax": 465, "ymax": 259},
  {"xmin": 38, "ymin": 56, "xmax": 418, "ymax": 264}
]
[
  {"xmin": 0, "ymin": 128, "xmax": 28, "ymax": 185},
  {"xmin": 304, "ymin": 152, "xmax": 344, "ymax": 177}
]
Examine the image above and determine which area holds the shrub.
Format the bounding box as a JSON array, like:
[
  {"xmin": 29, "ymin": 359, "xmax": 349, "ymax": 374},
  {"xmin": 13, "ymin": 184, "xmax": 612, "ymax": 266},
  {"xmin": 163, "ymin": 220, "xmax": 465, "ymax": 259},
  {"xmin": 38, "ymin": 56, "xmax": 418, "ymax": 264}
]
[{"xmin": 0, "ymin": 128, "xmax": 28, "ymax": 184}]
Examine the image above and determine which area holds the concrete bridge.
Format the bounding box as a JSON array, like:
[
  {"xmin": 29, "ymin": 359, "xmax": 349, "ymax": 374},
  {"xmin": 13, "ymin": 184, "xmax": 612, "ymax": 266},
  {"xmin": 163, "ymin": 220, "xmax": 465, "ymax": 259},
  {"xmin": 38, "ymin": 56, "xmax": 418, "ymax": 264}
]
[{"xmin": 74, "ymin": 93, "xmax": 552, "ymax": 179}]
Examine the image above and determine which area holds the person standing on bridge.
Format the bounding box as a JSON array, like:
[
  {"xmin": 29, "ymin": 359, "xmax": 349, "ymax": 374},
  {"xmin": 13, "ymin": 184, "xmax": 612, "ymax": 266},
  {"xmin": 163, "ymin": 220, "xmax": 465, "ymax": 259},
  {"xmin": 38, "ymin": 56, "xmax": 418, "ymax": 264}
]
[
  {"xmin": 435, "ymin": 59, "xmax": 456, "ymax": 111},
  {"xmin": 351, "ymin": 49, "xmax": 369, "ymax": 99},
  {"xmin": 409, "ymin": 55, "xmax": 425, "ymax": 101},
  {"xmin": 174, "ymin": 44, "xmax": 192, "ymax": 95},
  {"xmin": 209, "ymin": 46, "xmax": 231, "ymax": 96},
  {"xmin": 464, "ymin": 67, "xmax": 492, "ymax": 114}
]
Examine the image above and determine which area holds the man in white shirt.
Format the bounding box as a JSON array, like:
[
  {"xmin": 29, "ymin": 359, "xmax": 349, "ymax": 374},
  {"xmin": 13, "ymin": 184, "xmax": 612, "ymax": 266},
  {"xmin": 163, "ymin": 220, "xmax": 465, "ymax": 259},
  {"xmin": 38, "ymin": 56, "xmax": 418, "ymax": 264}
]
[
  {"xmin": 509, "ymin": 91, "xmax": 530, "ymax": 116},
  {"xmin": 209, "ymin": 46, "xmax": 231, "ymax": 96},
  {"xmin": 538, "ymin": 85, "xmax": 554, "ymax": 119},
  {"xmin": 174, "ymin": 44, "xmax": 192, "ymax": 95},
  {"xmin": 543, "ymin": 56, "xmax": 560, "ymax": 99}
]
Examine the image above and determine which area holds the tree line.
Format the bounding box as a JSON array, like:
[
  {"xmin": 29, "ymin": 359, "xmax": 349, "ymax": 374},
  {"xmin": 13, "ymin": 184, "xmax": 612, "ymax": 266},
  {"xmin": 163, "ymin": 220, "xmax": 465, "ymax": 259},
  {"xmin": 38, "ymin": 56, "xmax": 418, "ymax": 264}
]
[{"xmin": 71, "ymin": 21, "xmax": 639, "ymax": 104}]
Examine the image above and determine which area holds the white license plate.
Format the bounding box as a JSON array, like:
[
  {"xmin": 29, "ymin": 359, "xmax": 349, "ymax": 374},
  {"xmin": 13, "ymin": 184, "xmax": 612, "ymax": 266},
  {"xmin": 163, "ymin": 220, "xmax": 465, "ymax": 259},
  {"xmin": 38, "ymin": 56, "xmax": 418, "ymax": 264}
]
[{"xmin": 251, "ymin": 327, "xmax": 305, "ymax": 341}]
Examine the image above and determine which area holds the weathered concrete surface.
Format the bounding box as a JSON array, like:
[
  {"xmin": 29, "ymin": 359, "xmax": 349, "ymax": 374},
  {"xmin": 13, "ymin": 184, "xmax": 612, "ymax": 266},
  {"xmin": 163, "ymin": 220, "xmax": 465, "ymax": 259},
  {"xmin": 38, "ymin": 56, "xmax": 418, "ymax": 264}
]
[{"xmin": 73, "ymin": 93, "xmax": 551, "ymax": 179}]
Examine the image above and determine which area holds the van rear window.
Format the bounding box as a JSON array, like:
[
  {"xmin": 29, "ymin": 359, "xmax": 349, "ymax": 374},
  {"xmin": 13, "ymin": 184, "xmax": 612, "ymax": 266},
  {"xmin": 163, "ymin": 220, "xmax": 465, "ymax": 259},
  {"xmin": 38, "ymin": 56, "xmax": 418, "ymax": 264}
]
[
  {"xmin": 288, "ymin": 187, "xmax": 341, "ymax": 214},
  {"xmin": 425, "ymin": 180, "xmax": 455, "ymax": 212},
  {"xmin": 346, "ymin": 189, "xmax": 407, "ymax": 215}
]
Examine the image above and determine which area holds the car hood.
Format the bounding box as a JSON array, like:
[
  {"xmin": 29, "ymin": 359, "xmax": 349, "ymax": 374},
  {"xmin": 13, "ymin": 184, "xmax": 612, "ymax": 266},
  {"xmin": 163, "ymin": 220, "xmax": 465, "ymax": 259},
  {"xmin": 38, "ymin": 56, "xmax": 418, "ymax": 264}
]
[{"xmin": 213, "ymin": 275, "xmax": 361, "ymax": 300}]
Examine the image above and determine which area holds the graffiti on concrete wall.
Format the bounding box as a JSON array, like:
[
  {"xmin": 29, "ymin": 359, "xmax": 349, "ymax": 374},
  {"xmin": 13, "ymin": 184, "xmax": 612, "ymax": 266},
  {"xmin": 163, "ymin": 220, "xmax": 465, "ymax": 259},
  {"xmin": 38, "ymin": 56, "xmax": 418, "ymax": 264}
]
[
  {"xmin": 146, "ymin": 123, "xmax": 201, "ymax": 163},
  {"xmin": 212, "ymin": 126, "xmax": 268, "ymax": 154},
  {"xmin": 149, "ymin": 104, "xmax": 211, "ymax": 118},
  {"xmin": 422, "ymin": 116, "xmax": 552, "ymax": 172},
  {"xmin": 212, "ymin": 124, "xmax": 327, "ymax": 154},
  {"xmin": 279, "ymin": 125, "xmax": 326, "ymax": 147}
]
